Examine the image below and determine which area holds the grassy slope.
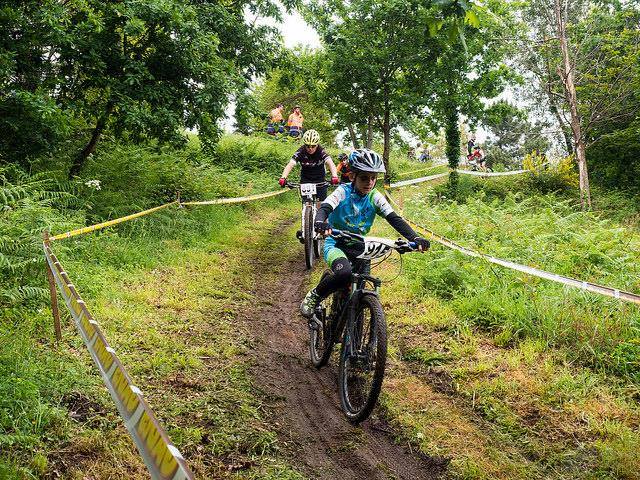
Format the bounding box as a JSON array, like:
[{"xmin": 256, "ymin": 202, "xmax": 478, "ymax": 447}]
[
  {"xmin": 1, "ymin": 194, "xmax": 305, "ymax": 479},
  {"xmin": 4, "ymin": 134, "xmax": 638, "ymax": 479},
  {"xmin": 367, "ymin": 176, "xmax": 640, "ymax": 480}
]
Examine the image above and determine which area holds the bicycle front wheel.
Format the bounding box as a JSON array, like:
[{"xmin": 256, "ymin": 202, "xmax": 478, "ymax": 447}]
[
  {"xmin": 338, "ymin": 293, "xmax": 387, "ymax": 424},
  {"xmin": 304, "ymin": 205, "xmax": 314, "ymax": 270}
]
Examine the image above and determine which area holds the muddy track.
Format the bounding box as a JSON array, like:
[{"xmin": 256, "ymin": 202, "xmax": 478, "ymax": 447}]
[{"xmin": 245, "ymin": 221, "xmax": 448, "ymax": 480}]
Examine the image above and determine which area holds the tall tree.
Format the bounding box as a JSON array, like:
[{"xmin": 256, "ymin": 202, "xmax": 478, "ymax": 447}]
[
  {"xmin": 0, "ymin": 0, "xmax": 291, "ymax": 175},
  {"xmin": 307, "ymin": 0, "xmax": 477, "ymax": 182},
  {"xmin": 554, "ymin": 0, "xmax": 591, "ymax": 208},
  {"xmin": 519, "ymin": 0, "xmax": 640, "ymax": 204},
  {"xmin": 413, "ymin": 0, "xmax": 519, "ymax": 191}
]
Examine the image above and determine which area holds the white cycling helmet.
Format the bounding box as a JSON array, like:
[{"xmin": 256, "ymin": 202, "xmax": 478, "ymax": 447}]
[
  {"xmin": 348, "ymin": 149, "xmax": 386, "ymax": 174},
  {"xmin": 302, "ymin": 129, "xmax": 320, "ymax": 146}
]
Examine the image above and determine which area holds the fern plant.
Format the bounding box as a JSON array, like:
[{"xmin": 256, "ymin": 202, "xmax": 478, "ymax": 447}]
[{"xmin": 0, "ymin": 168, "xmax": 77, "ymax": 310}]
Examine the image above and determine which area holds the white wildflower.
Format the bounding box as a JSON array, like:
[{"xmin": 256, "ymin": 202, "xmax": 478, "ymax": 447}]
[{"xmin": 84, "ymin": 179, "xmax": 101, "ymax": 190}]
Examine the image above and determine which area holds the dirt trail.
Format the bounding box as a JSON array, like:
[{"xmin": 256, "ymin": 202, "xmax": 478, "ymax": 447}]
[{"xmin": 245, "ymin": 223, "xmax": 448, "ymax": 480}]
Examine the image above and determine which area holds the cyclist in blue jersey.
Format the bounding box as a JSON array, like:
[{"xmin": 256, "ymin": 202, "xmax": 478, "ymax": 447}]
[{"xmin": 300, "ymin": 149, "xmax": 430, "ymax": 317}]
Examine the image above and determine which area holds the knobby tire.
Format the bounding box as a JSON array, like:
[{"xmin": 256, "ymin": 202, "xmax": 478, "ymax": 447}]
[
  {"xmin": 304, "ymin": 205, "xmax": 314, "ymax": 270},
  {"xmin": 338, "ymin": 293, "xmax": 387, "ymax": 424}
]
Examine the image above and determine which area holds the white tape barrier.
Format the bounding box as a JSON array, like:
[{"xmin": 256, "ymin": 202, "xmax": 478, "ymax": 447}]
[
  {"xmin": 390, "ymin": 168, "xmax": 532, "ymax": 188},
  {"xmin": 458, "ymin": 169, "xmax": 529, "ymax": 177},
  {"xmin": 390, "ymin": 173, "xmax": 449, "ymax": 188},
  {"xmin": 384, "ymin": 191, "xmax": 640, "ymax": 306},
  {"xmin": 43, "ymin": 244, "xmax": 195, "ymax": 480}
]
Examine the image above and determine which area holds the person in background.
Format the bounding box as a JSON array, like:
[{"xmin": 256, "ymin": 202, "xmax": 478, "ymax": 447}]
[
  {"xmin": 467, "ymin": 136, "xmax": 476, "ymax": 158},
  {"xmin": 414, "ymin": 142, "xmax": 424, "ymax": 162},
  {"xmin": 472, "ymin": 145, "xmax": 487, "ymax": 171},
  {"xmin": 336, "ymin": 153, "xmax": 352, "ymax": 183},
  {"xmin": 266, "ymin": 103, "xmax": 285, "ymax": 135},
  {"xmin": 287, "ymin": 105, "xmax": 304, "ymax": 138}
]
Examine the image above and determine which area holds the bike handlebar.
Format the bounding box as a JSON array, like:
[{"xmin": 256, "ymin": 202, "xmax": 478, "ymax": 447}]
[{"xmin": 329, "ymin": 228, "xmax": 418, "ymax": 252}]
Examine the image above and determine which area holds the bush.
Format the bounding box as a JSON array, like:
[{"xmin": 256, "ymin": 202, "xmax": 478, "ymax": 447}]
[
  {"xmin": 0, "ymin": 167, "xmax": 82, "ymax": 313},
  {"xmin": 523, "ymin": 152, "xmax": 579, "ymax": 194},
  {"xmin": 214, "ymin": 134, "xmax": 296, "ymax": 177},
  {"xmin": 587, "ymin": 122, "xmax": 640, "ymax": 191}
]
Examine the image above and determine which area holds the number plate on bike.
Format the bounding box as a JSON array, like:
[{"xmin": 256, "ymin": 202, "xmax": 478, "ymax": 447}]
[{"xmin": 300, "ymin": 183, "xmax": 317, "ymax": 196}]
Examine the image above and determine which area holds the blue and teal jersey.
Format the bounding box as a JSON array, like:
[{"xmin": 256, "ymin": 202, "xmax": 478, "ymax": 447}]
[{"xmin": 324, "ymin": 183, "xmax": 394, "ymax": 235}]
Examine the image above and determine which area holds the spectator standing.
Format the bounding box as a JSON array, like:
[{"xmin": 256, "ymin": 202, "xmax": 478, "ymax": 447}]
[
  {"xmin": 287, "ymin": 105, "xmax": 304, "ymax": 138},
  {"xmin": 267, "ymin": 103, "xmax": 285, "ymax": 135}
]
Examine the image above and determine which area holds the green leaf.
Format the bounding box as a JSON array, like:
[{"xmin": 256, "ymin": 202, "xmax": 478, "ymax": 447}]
[
  {"xmin": 427, "ymin": 19, "xmax": 444, "ymax": 37},
  {"xmin": 465, "ymin": 10, "xmax": 480, "ymax": 28}
]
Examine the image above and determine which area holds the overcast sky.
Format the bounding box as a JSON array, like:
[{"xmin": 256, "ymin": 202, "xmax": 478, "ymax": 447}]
[{"xmin": 278, "ymin": 10, "xmax": 321, "ymax": 49}]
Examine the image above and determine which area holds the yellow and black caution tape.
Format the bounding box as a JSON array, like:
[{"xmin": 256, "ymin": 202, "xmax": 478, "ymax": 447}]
[
  {"xmin": 50, "ymin": 201, "xmax": 179, "ymax": 241},
  {"xmin": 49, "ymin": 188, "xmax": 291, "ymax": 241},
  {"xmin": 42, "ymin": 243, "xmax": 195, "ymax": 479},
  {"xmin": 181, "ymin": 188, "xmax": 289, "ymax": 206}
]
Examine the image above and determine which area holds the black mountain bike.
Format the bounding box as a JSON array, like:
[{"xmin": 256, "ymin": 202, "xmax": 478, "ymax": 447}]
[
  {"xmin": 286, "ymin": 181, "xmax": 328, "ymax": 269},
  {"xmin": 308, "ymin": 229, "xmax": 418, "ymax": 423}
]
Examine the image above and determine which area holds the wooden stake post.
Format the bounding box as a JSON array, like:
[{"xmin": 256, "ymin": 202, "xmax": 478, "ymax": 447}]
[{"xmin": 43, "ymin": 231, "xmax": 62, "ymax": 342}]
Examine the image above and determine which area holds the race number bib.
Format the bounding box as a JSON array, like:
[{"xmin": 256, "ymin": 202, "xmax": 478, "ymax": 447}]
[{"xmin": 300, "ymin": 183, "xmax": 317, "ymax": 196}]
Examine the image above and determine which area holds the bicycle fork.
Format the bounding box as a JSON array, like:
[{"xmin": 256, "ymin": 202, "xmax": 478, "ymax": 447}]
[{"xmin": 344, "ymin": 281, "xmax": 380, "ymax": 359}]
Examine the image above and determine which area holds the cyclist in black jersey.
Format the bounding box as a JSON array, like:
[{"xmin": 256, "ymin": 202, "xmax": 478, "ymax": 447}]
[{"xmin": 278, "ymin": 129, "xmax": 339, "ymax": 201}]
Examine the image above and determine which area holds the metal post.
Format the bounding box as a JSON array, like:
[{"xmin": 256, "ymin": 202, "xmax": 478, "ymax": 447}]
[{"xmin": 43, "ymin": 231, "xmax": 62, "ymax": 343}]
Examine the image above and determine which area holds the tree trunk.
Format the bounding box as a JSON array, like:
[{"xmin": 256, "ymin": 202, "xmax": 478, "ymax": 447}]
[
  {"xmin": 69, "ymin": 101, "xmax": 114, "ymax": 178},
  {"xmin": 366, "ymin": 114, "xmax": 374, "ymax": 149},
  {"xmin": 444, "ymin": 96, "xmax": 460, "ymax": 196},
  {"xmin": 543, "ymin": 34, "xmax": 574, "ymax": 156},
  {"xmin": 555, "ymin": 0, "xmax": 591, "ymax": 209},
  {"xmin": 382, "ymin": 84, "xmax": 391, "ymax": 185},
  {"xmin": 346, "ymin": 122, "xmax": 360, "ymax": 149},
  {"xmin": 550, "ymin": 103, "xmax": 574, "ymax": 156}
]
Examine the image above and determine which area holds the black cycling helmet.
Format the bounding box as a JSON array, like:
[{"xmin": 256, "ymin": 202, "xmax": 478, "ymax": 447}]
[
  {"xmin": 348, "ymin": 149, "xmax": 386, "ymax": 174},
  {"xmin": 338, "ymin": 153, "xmax": 348, "ymax": 161}
]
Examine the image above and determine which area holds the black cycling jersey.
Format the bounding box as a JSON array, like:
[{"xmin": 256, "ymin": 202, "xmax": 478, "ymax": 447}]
[{"xmin": 292, "ymin": 145, "xmax": 332, "ymax": 183}]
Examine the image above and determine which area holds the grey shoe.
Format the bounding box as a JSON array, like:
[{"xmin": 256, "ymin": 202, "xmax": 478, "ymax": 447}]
[{"xmin": 300, "ymin": 289, "xmax": 320, "ymax": 318}]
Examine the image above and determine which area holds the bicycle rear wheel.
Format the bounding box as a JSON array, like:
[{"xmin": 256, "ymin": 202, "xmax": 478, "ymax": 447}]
[
  {"xmin": 338, "ymin": 293, "xmax": 387, "ymax": 424},
  {"xmin": 304, "ymin": 205, "xmax": 314, "ymax": 269},
  {"xmin": 309, "ymin": 272, "xmax": 339, "ymax": 368}
]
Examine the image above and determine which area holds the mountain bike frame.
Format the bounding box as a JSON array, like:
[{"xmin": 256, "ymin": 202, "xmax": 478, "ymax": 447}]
[
  {"xmin": 286, "ymin": 181, "xmax": 329, "ymax": 269},
  {"xmin": 318, "ymin": 229, "xmax": 415, "ymax": 347},
  {"xmin": 309, "ymin": 229, "xmax": 418, "ymax": 423}
]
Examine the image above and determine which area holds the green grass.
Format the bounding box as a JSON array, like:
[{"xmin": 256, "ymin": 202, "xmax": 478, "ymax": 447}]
[
  {"xmin": 395, "ymin": 180, "xmax": 640, "ymax": 381},
  {"xmin": 4, "ymin": 134, "xmax": 640, "ymax": 479},
  {"xmin": 368, "ymin": 175, "xmax": 640, "ymax": 479},
  {"xmin": 1, "ymin": 192, "xmax": 306, "ymax": 478},
  {"xmin": 1, "ymin": 134, "xmax": 310, "ymax": 478}
]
